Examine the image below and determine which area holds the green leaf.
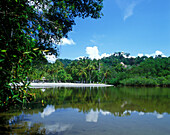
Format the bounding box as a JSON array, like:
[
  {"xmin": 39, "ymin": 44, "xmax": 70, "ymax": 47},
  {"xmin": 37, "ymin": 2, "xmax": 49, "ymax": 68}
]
[
  {"xmin": 12, "ymin": 94, "xmax": 19, "ymax": 99},
  {"xmin": 23, "ymin": 52, "xmax": 30, "ymax": 54},
  {"xmin": 1, "ymin": 50, "xmax": 7, "ymax": 53},
  {"xmin": 16, "ymin": 98, "xmax": 22, "ymax": 103},
  {"xmin": 33, "ymin": 48, "xmax": 39, "ymax": 51},
  {"xmin": 38, "ymin": 25, "xmax": 42, "ymax": 31},
  {"xmin": 29, "ymin": 59, "xmax": 33, "ymax": 62},
  {"xmin": 43, "ymin": 50, "xmax": 49, "ymax": 52},
  {"xmin": 0, "ymin": 59, "xmax": 5, "ymax": 62},
  {"xmin": 18, "ymin": 24, "xmax": 20, "ymax": 29},
  {"xmin": 32, "ymin": 52, "xmax": 37, "ymax": 57},
  {"xmin": 10, "ymin": 89, "xmax": 14, "ymax": 96},
  {"xmin": 6, "ymin": 96, "xmax": 9, "ymax": 101},
  {"xmin": 23, "ymin": 98, "xmax": 26, "ymax": 104}
]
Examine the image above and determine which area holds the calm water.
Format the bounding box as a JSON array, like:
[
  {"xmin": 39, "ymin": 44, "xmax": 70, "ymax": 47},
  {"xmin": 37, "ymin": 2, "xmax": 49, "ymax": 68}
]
[{"xmin": 0, "ymin": 87, "xmax": 170, "ymax": 135}]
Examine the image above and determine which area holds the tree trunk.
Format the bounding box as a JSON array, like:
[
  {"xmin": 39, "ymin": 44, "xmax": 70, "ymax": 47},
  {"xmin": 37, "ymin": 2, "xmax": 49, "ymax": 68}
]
[{"xmin": 89, "ymin": 71, "xmax": 91, "ymax": 83}]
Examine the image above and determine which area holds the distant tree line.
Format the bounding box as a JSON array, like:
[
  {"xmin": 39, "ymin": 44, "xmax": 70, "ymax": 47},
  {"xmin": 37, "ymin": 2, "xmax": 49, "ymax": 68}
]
[{"xmin": 28, "ymin": 52, "xmax": 170, "ymax": 87}]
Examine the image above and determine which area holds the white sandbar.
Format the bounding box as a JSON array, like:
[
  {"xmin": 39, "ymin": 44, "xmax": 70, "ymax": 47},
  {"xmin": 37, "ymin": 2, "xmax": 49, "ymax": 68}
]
[{"xmin": 30, "ymin": 83, "xmax": 113, "ymax": 88}]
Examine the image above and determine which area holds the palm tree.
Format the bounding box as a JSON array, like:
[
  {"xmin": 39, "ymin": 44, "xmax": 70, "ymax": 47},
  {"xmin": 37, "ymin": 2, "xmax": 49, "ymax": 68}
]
[{"xmin": 78, "ymin": 68, "xmax": 87, "ymax": 83}]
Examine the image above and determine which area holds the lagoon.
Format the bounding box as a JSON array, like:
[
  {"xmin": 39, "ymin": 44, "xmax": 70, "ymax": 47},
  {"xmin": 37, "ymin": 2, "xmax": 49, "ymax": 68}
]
[{"xmin": 0, "ymin": 87, "xmax": 170, "ymax": 135}]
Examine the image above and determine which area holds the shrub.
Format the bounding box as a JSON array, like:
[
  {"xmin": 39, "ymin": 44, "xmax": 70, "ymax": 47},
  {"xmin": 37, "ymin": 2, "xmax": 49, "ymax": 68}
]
[
  {"xmin": 120, "ymin": 77, "xmax": 158, "ymax": 86},
  {"xmin": 162, "ymin": 79, "xmax": 170, "ymax": 87}
]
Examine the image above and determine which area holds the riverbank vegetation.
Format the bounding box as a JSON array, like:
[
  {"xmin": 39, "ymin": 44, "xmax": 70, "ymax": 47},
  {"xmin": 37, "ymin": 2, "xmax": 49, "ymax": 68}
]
[
  {"xmin": 28, "ymin": 53, "xmax": 170, "ymax": 87},
  {"xmin": 0, "ymin": 0, "xmax": 103, "ymax": 108}
]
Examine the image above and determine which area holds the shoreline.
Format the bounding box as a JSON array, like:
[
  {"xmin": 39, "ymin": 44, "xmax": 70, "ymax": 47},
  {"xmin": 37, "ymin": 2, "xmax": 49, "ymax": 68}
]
[{"xmin": 29, "ymin": 82, "xmax": 113, "ymax": 88}]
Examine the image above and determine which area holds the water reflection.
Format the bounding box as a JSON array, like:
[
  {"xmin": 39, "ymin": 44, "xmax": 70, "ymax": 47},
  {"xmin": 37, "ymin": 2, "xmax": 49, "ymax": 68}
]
[
  {"xmin": 41, "ymin": 105, "xmax": 55, "ymax": 118},
  {"xmin": 86, "ymin": 109, "xmax": 99, "ymax": 122},
  {"xmin": 86, "ymin": 109, "xmax": 111, "ymax": 123},
  {"xmin": 138, "ymin": 111, "xmax": 165, "ymax": 119},
  {"xmin": 40, "ymin": 123, "xmax": 72, "ymax": 134},
  {"xmin": 0, "ymin": 87, "xmax": 170, "ymax": 135},
  {"xmin": 41, "ymin": 88, "xmax": 46, "ymax": 92}
]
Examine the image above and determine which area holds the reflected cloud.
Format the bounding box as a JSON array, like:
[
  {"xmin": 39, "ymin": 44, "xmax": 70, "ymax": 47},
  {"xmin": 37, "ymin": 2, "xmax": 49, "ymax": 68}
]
[
  {"xmin": 153, "ymin": 111, "xmax": 164, "ymax": 119},
  {"xmin": 121, "ymin": 101, "xmax": 127, "ymax": 108},
  {"xmin": 42, "ymin": 123, "xmax": 72, "ymax": 134},
  {"xmin": 138, "ymin": 111, "xmax": 165, "ymax": 119},
  {"xmin": 156, "ymin": 114, "xmax": 164, "ymax": 119},
  {"xmin": 121, "ymin": 110, "xmax": 132, "ymax": 116},
  {"xmin": 86, "ymin": 110, "xmax": 99, "ymax": 123},
  {"xmin": 41, "ymin": 105, "xmax": 55, "ymax": 118},
  {"xmin": 139, "ymin": 112, "xmax": 144, "ymax": 115},
  {"xmin": 86, "ymin": 109, "xmax": 111, "ymax": 123},
  {"xmin": 9, "ymin": 114, "xmax": 25, "ymax": 125},
  {"xmin": 41, "ymin": 88, "xmax": 46, "ymax": 92},
  {"xmin": 100, "ymin": 110, "xmax": 111, "ymax": 116},
  {"xmin": 121, "ymin": 110, "xmax": 165, "ymax": 119}
]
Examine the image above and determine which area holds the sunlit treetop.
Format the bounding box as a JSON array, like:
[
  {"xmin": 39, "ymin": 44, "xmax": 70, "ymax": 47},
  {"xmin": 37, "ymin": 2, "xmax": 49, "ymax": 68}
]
[{"xmin": 0, "ymin": 0, "xmax": 103, "ymax": 55}]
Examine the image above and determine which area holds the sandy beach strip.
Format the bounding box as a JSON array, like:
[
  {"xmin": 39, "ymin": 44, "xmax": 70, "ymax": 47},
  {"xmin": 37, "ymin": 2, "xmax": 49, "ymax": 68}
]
[{"xmin": 29, "ymin": 83, "xmax": 113, "ymax": 88}]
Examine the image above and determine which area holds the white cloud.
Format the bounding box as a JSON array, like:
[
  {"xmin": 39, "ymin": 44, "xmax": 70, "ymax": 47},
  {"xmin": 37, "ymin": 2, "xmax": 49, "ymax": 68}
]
[
  {"xmin": 59, "ymin": 38, "xmax": 75, "ymax": 45},
  {"xmin": 123, "ymin": 2, "xmax": 137, "ymax": 21},
  {"xmin": 86, "ymin": 46, "xmax": 100, "ymax": 59},
  {"xmin": 90, "ymin": 40, "xmax": 97, "ymax": 44},
  {"xmin": 41, "ymin": 105, "xmax": 55, "ymax": 118},
  {"xmin": 50, "ymin": 37, "xmax": 75, "ymax": 46},
  {"xmin": 86, "ymin": 46, "xmax": 112, "ymax": 60},
  {"xmin": 45, "ymin": 53, "xmax": 57, "ymax": 63},
  {"xmin": 155, "ymin": 50, "xmax": 163, "ymax": 56},
  {"xmin": 115, "ymin": 0, "xmax": 143, "ymax": 21},
  {"xmin": 75, "ymin": 56, "xmax": 86, "ymax": 60},
  {"xmin": 44, "ymin": 37, "xmax": 75, "ymax": 63},
  {"xmin": 138, "ymin": 53, "xmax": 144, "ymax": 57},
  {"xmin": 100, "ymin": 53, "xmax": 112, "ymax": 58},
  {"xmin": 82, "ymin": 48, "xmax": 167, "ymax": 60},
  {"xmin": 138, "ymin": 50, "xmax": 166, "ymax": 58}
]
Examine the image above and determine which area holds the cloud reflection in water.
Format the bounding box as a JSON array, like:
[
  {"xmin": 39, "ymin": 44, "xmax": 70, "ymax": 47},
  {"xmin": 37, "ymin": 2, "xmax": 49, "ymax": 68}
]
[
  {"xmin": 41, "ymin": 105, "xmax": 55, "ymax": 118},
  {"xmin": 86, "ymin": 109, "xmax": 111, "ymax": 123},
  {"xmin": 40, "ymin": 123, "xmax": 72, "ymax": 134}
]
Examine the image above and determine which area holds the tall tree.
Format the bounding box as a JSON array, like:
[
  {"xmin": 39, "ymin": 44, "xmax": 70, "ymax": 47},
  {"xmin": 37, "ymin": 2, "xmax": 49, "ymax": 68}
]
[{"xmin": 0, "ymin": 0, "xmax": 103, "ymax": 107}]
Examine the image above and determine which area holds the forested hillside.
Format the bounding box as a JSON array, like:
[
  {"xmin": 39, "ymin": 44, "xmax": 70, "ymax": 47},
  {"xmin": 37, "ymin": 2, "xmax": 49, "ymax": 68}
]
[{"xmin": 28, "ymin": 52, "xmax": 170, "ymax": 87}]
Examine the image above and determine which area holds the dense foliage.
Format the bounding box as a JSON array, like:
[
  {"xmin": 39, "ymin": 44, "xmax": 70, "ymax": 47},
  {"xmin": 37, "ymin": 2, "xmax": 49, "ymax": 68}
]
[
  {"xmin": 29, "ymin": 53, "xmax": 170, "ymax": 87},
  {"xmin": 0, "ymin": 0, "xmax": 103, "ymax": 108}
]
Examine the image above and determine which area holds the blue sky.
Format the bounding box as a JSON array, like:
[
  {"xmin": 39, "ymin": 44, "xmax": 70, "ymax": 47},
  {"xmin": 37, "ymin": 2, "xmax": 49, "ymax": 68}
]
[{"xmin": 52, "ymin": 0, "xmax": 170, "ymax": 60}]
